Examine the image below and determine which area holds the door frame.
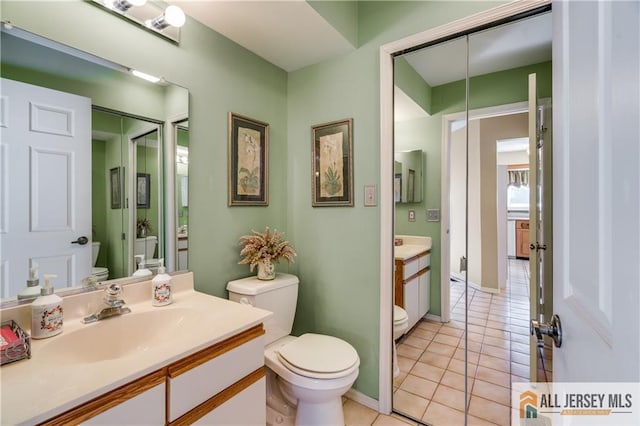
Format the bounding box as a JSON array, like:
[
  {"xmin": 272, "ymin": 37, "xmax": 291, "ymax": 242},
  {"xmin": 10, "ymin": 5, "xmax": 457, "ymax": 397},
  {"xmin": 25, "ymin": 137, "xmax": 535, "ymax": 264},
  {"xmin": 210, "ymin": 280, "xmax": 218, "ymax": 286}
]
[
  {"xmin": 441, "ymin": 99, "xmax": 551, "ymax": 315},
  {"xmin": 378, "ymin": 0, "xmax": 551, "ymax": 414},
  {"xmin": 127, "ymin": 123, "xmax": 163, "ymax": 275}
]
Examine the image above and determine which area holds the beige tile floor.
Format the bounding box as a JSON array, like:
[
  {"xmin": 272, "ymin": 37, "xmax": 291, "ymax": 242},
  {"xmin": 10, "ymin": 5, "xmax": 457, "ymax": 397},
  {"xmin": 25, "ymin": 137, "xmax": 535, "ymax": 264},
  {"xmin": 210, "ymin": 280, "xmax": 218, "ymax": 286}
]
[{"xmin": 343, "ymin": 259, "xmax": 553, "ymax": 426}]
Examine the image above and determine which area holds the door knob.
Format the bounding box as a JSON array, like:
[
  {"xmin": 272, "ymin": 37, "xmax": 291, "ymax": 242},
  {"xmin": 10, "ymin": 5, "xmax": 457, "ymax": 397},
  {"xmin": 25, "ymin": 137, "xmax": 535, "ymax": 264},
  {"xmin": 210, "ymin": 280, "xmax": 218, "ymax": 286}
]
[
  {"xmin": 531, "ymin": 314, "xmax": 562, "ymax": 348},
  {"xmin": 71, "ymin": 236, "xmax": 89, "ymax": 245}
]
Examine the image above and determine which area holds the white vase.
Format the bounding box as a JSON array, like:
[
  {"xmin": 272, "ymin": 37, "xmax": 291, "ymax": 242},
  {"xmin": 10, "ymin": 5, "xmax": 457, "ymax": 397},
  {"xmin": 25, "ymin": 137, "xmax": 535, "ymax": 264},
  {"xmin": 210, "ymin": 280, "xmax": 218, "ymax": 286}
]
[{"xmin": 257, "ymin": 260, "xmax": 275, "ymax": 280}]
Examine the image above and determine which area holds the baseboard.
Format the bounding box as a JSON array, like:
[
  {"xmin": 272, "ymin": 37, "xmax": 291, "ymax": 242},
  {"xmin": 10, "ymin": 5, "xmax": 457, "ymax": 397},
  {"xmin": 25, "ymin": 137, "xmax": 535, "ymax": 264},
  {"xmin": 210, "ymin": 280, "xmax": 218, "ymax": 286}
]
[
  {"xmin": 451, "ymin": 274, "xmax": 501, "ymax": 294},
  {"xmin": 424, "ymin": 313, "xmax": 442, "ymax": 322},
  {"xmin": 345, "ymin": 388, "xmax": 379, "ymax": 412}
]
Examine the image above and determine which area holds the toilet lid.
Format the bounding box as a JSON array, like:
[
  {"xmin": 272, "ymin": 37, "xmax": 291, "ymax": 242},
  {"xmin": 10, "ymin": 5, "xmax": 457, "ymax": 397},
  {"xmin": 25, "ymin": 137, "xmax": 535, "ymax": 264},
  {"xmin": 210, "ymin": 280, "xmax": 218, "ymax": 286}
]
[
  {"xmin": 92, "ymin": 267, "xmax": 108, "ymax": 276},
  {"xmin": 278, "ymin": 333, "xmax": 359, "ymax": 375},
  {"xmin": 394, "ymin": 305, "xmax": 408, "ymax": 324}
]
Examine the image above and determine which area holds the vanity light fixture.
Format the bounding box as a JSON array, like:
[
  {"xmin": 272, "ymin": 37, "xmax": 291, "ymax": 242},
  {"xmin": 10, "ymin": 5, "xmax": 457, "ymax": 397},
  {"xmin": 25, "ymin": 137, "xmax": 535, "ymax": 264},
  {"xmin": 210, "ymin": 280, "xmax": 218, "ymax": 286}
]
[
  {"xmin": 90, "ymin": 0, "xmax": 184, "ymax": 44},
  {"xmin": 104, "ymin": 0, "xmax": 147, "ymax": 13},
  {"xmin": 146, "ymin": 5, "xmax": 186, "ymax": 30},
  {"xmin": 132, "ymin": 69, "xmax": 161, "ymax": 83}
]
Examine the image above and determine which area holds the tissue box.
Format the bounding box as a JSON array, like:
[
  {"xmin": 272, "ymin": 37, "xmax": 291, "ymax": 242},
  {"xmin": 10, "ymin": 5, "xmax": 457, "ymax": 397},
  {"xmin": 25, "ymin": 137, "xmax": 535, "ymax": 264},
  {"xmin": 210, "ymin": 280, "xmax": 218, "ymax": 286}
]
[{"xmin": 0, "ymin": 320, "xmax": 31, "ymax": 366}]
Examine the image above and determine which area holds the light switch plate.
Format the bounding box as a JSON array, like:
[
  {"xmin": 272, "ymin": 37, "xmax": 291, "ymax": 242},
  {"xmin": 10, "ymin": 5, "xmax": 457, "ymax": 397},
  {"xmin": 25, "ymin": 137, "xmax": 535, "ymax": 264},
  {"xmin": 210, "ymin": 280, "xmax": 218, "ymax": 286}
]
[
  {"xmin": 408, "ymin": 210, "xmax": 416, "ymax": 222},
  {"xmin": 364, "ymin": 184, "xmax": 377, "ymax": 206},
  {"xmin": 427, "ymin": 209, "xmax": 440, "ymax": 222}
]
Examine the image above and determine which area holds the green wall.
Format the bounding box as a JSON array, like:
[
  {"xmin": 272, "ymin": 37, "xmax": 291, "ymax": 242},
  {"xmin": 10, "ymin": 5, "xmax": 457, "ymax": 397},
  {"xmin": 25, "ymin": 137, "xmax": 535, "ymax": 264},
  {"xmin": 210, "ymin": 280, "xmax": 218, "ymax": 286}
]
[
  {"xmin": 2, "ymin": 0, "xmax": 527, "ymax": 400},
  {"xmin": 287, "ymin": 0, "xmax": 505, "ymax": 398}
]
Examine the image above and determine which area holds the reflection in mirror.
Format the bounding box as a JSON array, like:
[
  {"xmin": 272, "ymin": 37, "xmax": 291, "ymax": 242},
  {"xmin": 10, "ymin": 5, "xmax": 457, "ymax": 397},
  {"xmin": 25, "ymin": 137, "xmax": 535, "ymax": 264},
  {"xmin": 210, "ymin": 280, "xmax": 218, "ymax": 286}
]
[
  {"xmin": 0, "ymin": 24, "xmax": 188, "ymax": 304},
  {"xmin": 131, "ymin": 127, "xmax": 163, "ymax": 275},
  {"xmin": 175, "ymin": 122, "xmax": 189, "ymax": 271},
  {"xmin": 394, "ymin": 149, "xmax": 424, "ymax": 203},
  {"xmin": 391, "ymin": 10, "xmax": 552, "ymax": 422},
  {"xmin": 392, "ymin": 35, "xmax": 470, "ymax": 423}
]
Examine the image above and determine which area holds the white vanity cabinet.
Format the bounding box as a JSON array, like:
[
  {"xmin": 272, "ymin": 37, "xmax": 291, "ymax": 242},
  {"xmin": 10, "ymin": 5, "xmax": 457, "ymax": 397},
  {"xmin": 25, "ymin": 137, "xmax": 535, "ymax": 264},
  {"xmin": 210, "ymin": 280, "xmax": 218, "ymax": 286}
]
[
  {"xmin": 177, "ymin": 236, "xmax": 189, "ymax": 270},
  {"xmin": 395, "ymin": 250, "xmax": 431, "ymax": 331},
  {"xmin": 40, "ymin": 325, "xmax": 266, "ymax": 426}
]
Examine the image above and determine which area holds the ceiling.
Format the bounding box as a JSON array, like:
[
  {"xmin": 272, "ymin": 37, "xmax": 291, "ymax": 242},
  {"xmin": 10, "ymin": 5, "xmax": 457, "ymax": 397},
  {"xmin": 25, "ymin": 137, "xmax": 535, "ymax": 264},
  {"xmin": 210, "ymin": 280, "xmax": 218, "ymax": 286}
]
[
  {"xmin": 170, "ymin": 0, "xmax": 355, "ymax": 72},
  {"xmin": 170, "ymin": 3, "xmax": 550, "ymax": 123},
  {"xmin": 403, "ymin": 11, "xmax": 552, "ymax": 87}
]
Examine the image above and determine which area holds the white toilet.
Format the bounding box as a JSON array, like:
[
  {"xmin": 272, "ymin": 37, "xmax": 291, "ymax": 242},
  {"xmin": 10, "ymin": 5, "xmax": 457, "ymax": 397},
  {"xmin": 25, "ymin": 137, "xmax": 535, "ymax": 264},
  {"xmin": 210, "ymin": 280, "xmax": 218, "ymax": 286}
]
[
  {"xmin": 393, "ymin": 305, "xmax": 409, "ymax": 378},
  {"xmin": 227, "ymin": 273, "xmax": 360, "ymax": 426},
  {"xmin": 91, "ymin": 242, "xmax": 109, "ymax": 281},
  {"xmin": 135, "ymin": 236, "xmax": 160, "ymax": 271}
]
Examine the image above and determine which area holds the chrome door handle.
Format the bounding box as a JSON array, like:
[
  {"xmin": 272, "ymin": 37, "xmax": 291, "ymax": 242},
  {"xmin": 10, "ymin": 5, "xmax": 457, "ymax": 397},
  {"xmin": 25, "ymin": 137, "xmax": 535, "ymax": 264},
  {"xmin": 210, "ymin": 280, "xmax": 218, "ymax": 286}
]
[
  {"xmin": 71, "ymin": 236, "xmax": 89, "ymax": 245},
  {"xmin": 531, "ymin": 314, "xmax": 562, "ymax": 348}
]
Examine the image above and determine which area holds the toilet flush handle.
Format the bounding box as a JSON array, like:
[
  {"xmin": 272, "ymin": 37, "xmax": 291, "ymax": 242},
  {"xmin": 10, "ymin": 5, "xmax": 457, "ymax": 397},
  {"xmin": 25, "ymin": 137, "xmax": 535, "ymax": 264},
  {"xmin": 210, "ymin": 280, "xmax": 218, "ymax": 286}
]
[{"xmin": 239, "ymin": 297, "xmax": 253, "ymax": 306}]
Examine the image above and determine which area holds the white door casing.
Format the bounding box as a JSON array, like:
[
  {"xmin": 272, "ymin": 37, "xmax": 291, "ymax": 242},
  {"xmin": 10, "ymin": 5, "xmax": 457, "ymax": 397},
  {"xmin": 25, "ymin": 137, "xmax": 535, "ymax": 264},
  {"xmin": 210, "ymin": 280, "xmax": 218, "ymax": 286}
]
[
  {"xmin": 552, "ymin": 0, "xmax": 639, "ymax": 382},
  {"xmin": 0, "ymin": 78, "xmax": 91, "ymax": 297}
]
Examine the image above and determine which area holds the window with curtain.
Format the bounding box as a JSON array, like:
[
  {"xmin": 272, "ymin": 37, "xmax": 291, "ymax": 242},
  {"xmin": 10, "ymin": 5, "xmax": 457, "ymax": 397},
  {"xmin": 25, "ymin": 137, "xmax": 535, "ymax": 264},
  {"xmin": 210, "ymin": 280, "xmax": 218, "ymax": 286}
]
[{"xmin": 507, "ymin": 169, "xmax": 530, "ymax": 211}]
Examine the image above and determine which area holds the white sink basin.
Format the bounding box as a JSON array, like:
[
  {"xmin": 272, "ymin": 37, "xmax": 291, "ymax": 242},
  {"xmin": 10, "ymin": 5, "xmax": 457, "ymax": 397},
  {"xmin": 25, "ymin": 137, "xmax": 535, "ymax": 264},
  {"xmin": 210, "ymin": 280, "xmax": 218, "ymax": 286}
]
[{"xmin": 41, "ymin": 307, "xmax": 201, "ymax": 363}]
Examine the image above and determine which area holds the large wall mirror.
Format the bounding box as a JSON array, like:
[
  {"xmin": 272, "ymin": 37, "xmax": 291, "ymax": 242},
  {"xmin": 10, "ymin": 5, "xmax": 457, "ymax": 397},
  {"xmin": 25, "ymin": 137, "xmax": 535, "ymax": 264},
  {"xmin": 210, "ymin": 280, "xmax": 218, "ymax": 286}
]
[{"xmin": 0, "ymin": 24, "xmax": 189, "ymax": 302}]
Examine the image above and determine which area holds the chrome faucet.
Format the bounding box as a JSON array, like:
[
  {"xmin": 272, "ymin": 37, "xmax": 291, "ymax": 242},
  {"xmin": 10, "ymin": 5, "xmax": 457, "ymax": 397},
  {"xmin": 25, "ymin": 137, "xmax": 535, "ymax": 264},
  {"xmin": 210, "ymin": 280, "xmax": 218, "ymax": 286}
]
[{"xmin": 82, "ymin": 283, "xmax": 131, "ymax": 324}]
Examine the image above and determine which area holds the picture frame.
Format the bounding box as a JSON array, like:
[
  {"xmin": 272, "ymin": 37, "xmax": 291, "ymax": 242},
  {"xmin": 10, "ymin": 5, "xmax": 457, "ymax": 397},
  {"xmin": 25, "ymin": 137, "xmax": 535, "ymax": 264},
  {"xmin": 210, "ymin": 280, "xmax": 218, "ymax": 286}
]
[
  {"xmin": 110, "ymin": 167, "xmax": 122, "ymax": 209},
  {"xmin": 136, "ymin": 173, "xmax": 151, "ymax": 209},
  {"xmin": 311, "ymin": 118, "xmax": 353, "ymax": 207},
  {"xmin": 228, "ymin": 112, "xmax": 269, "ymax": 206}
]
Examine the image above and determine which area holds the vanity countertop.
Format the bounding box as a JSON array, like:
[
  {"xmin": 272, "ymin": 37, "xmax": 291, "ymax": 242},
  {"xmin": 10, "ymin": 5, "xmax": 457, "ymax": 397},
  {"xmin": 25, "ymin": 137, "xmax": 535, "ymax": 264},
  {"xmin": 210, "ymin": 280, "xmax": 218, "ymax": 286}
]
[
  {"xmin": 394, "ymin": 235, "xmax": 432, "ymax": 261},
  {"xmin": 0, "ymin": 272, "xmax": 272, "ymax": 425}
]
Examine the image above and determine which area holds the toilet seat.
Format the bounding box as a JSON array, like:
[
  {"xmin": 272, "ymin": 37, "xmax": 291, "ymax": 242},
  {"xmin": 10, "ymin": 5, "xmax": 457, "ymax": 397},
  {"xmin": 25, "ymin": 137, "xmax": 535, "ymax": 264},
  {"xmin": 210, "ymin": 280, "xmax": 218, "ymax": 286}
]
[
  {"xmin": 277, "ymin": 333, "xmax": 359, "ymax": 380},
  {"xmin": 394, "ymin": 305, "xmax": 408, "ymax": 324}
]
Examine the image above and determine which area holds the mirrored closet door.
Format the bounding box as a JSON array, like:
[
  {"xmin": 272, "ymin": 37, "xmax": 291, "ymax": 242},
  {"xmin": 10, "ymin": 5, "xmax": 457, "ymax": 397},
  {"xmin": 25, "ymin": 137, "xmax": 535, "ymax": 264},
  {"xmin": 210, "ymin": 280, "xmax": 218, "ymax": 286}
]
[{"xmin": 392, "ymin": 9, "xmax": 553, "ymax": 425}]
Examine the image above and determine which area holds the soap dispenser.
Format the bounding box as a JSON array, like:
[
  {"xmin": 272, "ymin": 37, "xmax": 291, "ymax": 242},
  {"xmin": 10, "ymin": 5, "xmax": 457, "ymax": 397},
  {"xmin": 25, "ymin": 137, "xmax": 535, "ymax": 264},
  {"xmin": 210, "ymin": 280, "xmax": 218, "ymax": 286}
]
[
  {"xmin": 17, "ymin": 267, "xmax": 42, "ymax": 300},
  {"xmin": 132, "ymin": 255, "xmax": 152, "ymax": 278},
  {"xmin": 31, "ymin": 274, "xmax": 63, "ymax": 339},
  {"xmin": 151, "ymin": 258, "xmax": 172, "ymax": 306}
]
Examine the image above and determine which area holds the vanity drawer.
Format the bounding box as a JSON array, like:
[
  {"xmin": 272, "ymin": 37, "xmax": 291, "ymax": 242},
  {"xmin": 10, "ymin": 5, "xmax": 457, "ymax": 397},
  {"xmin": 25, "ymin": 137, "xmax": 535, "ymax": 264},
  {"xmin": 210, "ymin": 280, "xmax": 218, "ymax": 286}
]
[
  {"xmin": 167, "ymin": 325, "xmax": 264, "ymax": 422},
  {"xmin": 418, "ymin": 252, "xmax": 431, "ymax": 270},
  {"xmin": 83, "ymin": 382, "xmax": 165, "ymax": 425},
  {"xmin": 403, "ymin": 259, "xmax": 419, "ymax": 280}
]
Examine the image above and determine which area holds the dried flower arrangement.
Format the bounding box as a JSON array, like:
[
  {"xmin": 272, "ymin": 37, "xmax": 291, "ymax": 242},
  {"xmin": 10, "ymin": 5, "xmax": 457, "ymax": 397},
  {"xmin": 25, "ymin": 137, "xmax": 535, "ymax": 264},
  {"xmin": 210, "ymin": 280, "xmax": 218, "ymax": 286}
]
[
  {"xmin": 137, "ymin": 218, "xmax": 152, "ymax": 237},
  {"xmin": 238, "ymin": 226, "xmax": 296, "ymax": 272}
]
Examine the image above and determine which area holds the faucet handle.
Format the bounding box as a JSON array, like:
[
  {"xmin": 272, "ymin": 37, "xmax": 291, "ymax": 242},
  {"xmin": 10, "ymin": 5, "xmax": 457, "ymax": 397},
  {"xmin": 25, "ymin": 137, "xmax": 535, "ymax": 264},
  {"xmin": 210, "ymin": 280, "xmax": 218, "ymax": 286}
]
[{"xmin": 104, "ymin": 283, "xmax": 123, "ymax": 300}]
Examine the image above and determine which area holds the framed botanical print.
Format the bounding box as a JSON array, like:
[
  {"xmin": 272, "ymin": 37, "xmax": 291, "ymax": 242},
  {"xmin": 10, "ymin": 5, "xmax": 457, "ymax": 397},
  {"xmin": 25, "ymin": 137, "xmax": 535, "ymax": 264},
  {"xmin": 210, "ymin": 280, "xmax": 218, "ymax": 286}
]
[
  {"xmin": 136, "ymin": 173, "xmax": 151, "ymax": 209},
  {"xmin": 110, "ymin": 167, "xmax": 122, "ymax": 209},
  {"xmin": 311, "ymin": 118, "xmax": 353, "ymax": 207},
  {"xmin": 228, "ymin": 112, "xmax": 269, "ymax": 206}
]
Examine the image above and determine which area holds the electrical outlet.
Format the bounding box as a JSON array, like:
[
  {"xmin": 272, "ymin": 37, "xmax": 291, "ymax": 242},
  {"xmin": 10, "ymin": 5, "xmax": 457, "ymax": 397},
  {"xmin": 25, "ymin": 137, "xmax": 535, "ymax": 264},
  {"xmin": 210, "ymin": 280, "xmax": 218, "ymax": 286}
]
[
  {"xmin": 408, "ymin": 210, "xmax": 416, "ymax": 222},
  {"xmin": 427, "ymin": 209, "xmax": 440, "ymax": 222}
]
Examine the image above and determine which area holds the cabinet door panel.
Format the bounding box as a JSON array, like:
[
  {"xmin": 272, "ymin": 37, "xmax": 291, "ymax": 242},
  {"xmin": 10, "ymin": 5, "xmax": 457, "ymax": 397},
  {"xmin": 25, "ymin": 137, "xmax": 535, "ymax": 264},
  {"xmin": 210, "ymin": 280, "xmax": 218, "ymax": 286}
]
[
  {"xmin": 194, "ymin": 377, "xmax": 266, "ymax": 425},
  {"xmin": 419, "ymin": 269, "xmax": 431, "ymax": 318},
  {"xmin": 404, "ymin": 276, "xmax": 420, "ymax": 329},
  {"xmin": 168, "ymin": 333, "xmax": 264, "ymax": 421}
]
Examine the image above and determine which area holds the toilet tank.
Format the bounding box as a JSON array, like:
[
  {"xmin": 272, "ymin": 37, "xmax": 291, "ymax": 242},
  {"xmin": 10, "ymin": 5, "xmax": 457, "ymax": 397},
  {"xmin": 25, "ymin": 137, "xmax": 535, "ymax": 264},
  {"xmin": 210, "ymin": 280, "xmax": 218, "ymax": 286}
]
[
  {"xmin": 227, "ymin": 273, "xmax": 299, "ymax": 345},
  {"xmin": 135, "ymin": 236, "xmax": 157, "ymax": 258}
]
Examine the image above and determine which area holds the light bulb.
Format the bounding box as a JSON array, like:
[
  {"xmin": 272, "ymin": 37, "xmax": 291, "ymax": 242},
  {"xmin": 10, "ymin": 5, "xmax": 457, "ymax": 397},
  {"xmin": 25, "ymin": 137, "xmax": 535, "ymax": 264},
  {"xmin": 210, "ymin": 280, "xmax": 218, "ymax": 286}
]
[
  {"xmin": 164, "ymin": 5, "xmax": 185, "ymax": 28},
  {"xmin": 132, "ymin": 70, "xmax": 161, "ymax": 83}
]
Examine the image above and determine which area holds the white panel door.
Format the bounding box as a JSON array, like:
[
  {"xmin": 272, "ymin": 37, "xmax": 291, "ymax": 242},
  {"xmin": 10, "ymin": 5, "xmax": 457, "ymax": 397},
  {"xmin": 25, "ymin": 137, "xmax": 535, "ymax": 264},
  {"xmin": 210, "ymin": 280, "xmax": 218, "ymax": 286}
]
[
  {"xmin": 552, "ymin": 1, "xmax": 639, "ymax": 381},
  {"xmin": 0, "ymin": 78, "xmax": 91, "ymax": 297}
]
